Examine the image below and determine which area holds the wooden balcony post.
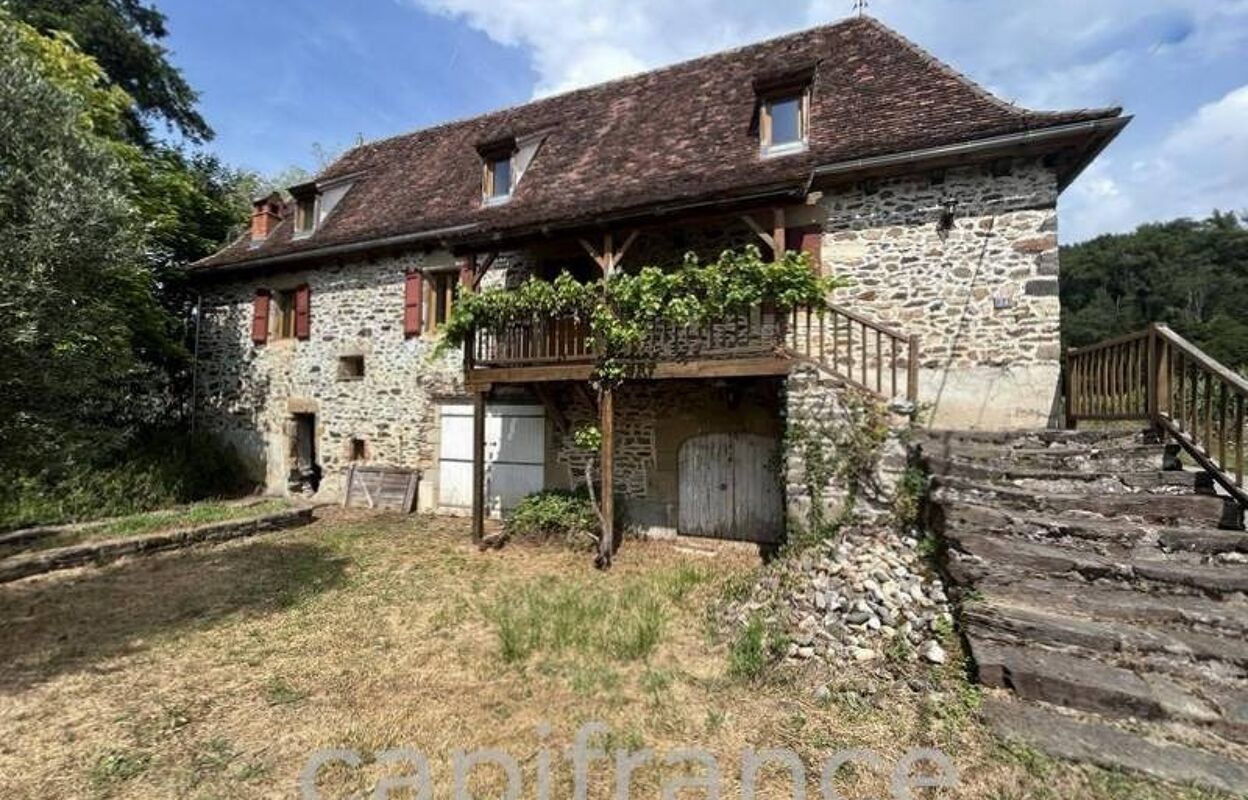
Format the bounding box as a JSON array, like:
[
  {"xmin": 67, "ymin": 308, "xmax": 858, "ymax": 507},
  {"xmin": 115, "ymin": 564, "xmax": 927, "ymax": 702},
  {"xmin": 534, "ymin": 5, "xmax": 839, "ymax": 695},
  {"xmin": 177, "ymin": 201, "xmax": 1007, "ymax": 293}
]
[
  {"xmin": 471, "ymin": 389, "xmax": 487, "ymax": 542},
  {"xmin": 597, "ymin": 386, "xmax": 615, "ymax": 568}
]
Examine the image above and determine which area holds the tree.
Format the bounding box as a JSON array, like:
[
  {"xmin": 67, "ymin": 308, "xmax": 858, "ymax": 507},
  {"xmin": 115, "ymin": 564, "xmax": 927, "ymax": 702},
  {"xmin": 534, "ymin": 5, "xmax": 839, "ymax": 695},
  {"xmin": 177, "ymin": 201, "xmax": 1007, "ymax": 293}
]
[
  {"xmin": 5, "ymin": 0, "xmax": 212, "ymax": 143},
  {"xmin": 0, "ymin": 13, "xmax": 171, "ymax": 469},
  {"xmin": 1061, "ymin": 212, "xmax": 1248, "ymax": 373}
]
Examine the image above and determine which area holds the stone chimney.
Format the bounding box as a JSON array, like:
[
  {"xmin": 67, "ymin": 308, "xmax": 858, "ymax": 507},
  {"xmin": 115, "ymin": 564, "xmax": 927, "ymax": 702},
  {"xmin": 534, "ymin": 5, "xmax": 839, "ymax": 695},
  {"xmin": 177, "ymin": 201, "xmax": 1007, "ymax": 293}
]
[{"xmin": 250, "ymin": 192, "xmax": 284, "ymax": 242}]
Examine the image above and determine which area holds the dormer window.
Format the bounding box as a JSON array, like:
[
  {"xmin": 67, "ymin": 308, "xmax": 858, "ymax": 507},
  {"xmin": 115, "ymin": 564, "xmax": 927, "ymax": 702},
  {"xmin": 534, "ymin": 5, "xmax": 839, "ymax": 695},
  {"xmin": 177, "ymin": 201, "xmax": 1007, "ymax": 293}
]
[
  {"xmin": 760, "ymin": 91, "xmax": 808, "ymax": 157},
  {"xmin": 484, "ymin": 153, "xmax": 513, "ymax": 204},
  {"xmin": 294, "ymin": 196, "xmax": 317, "ymax": 235}
]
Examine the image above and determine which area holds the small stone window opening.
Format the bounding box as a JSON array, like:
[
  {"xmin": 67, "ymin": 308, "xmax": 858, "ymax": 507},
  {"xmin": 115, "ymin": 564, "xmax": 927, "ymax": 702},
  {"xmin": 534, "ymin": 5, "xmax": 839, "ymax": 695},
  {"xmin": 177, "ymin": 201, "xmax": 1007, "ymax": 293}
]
[
  {"xmin": 760, "ymin": 91, "xmax": 808, "ymax": 157},
  {"xmin": 337, "ymin": 355, "xmax": 365, "ymax": 381},
  {"xmin": 348, "ymin": 438, "xmax": 367, "ymax": 462}
]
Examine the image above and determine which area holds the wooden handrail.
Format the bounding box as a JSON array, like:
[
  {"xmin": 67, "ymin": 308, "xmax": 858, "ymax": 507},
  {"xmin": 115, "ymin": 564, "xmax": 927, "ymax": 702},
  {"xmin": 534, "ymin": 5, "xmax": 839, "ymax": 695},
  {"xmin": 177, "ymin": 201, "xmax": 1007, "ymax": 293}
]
[
  {"xmin": 1065, "ymin": 323, "xmax": 1247, "ymax": 508},
  {"xmin": 783, "ymin": 303, "xmax": 919, "ymax": 403}
]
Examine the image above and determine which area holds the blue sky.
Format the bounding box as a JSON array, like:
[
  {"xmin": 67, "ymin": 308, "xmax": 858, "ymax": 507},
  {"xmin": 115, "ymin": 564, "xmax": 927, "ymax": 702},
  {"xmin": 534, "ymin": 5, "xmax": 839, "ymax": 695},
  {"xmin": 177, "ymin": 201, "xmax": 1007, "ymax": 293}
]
[{"xmin": 159, "ymin": 0, "xmax": 1248, "ymax": 242}]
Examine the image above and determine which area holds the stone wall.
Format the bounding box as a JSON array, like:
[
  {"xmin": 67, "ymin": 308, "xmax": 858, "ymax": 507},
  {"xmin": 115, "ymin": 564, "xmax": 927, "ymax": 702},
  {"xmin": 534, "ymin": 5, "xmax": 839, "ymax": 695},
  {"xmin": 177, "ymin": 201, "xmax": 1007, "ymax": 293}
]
[
  {"xmin": 784, "ymin": 366, "xmax": 913, "ymax": 534},
  {"xmin": 195, "ymin": 251, "xmax": 474, "ymax": 501},
  {"xmin": 811, "ymin": 157, "xmax": 1063, "ymax": 429}
]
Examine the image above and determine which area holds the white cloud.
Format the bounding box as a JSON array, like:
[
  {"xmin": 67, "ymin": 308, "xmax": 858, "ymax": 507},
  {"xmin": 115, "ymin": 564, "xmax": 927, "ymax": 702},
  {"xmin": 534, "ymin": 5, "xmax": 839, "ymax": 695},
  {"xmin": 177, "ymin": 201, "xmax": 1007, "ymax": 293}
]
[{"xmin": 1063, "ymin": 84, "xmax": 1248, "ymax": 240}]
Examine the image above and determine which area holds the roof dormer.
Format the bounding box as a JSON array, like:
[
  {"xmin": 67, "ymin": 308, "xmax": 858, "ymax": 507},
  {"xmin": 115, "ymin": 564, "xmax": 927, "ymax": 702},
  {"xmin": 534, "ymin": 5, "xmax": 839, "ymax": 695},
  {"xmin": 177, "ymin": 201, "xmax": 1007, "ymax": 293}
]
[{"xmin": 289, "ymin": 175, "xmax": 358, "ymax": 238}]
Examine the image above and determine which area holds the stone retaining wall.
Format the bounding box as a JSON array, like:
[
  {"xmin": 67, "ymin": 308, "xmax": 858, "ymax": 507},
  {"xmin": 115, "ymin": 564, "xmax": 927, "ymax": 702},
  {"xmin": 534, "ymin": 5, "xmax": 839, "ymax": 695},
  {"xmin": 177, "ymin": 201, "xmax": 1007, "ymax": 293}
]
[{"xmin": 0, "ymin": 507, "xmax": 315, "ymax": 584}]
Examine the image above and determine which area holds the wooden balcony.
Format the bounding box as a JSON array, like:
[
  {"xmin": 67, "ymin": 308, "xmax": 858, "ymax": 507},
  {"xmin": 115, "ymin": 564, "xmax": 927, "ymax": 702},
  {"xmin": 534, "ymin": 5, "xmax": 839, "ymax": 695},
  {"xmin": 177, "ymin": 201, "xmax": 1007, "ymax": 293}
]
[{"xmin": 464, "ymin": 303, "xmax": 919, "ymax": 400}]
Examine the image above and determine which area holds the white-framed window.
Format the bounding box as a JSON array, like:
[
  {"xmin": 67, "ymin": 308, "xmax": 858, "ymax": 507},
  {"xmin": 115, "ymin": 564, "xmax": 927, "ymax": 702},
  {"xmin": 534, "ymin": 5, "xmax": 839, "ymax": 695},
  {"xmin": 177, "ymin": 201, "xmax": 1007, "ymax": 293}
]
[{"xmin": 760, "ymin": 91, "xmax": 809, "ymax": 157}]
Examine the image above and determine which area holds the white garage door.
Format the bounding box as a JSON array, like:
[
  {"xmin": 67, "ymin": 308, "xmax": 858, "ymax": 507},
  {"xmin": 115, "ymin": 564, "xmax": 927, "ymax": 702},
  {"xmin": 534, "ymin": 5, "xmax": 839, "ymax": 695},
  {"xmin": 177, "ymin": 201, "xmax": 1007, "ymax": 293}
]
[{"xmin": 438, "ymin": 403, "xmax": 546, "ymax": 515}]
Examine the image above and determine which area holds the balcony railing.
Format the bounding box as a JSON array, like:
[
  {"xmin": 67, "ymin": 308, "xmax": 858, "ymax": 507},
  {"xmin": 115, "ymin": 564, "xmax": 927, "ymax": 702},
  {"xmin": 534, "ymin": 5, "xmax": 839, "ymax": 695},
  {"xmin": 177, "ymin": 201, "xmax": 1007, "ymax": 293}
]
[{"xmin": 466, "ymin": 302, "xmax": 920, "ymax": 402}]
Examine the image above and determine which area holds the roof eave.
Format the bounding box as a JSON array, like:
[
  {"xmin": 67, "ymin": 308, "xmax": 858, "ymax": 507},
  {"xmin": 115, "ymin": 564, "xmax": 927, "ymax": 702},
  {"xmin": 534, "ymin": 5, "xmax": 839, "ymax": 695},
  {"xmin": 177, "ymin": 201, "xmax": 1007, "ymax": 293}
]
[{"xmin": 809, "ymin": 115, "xmax": 1131, "ymax": 191}]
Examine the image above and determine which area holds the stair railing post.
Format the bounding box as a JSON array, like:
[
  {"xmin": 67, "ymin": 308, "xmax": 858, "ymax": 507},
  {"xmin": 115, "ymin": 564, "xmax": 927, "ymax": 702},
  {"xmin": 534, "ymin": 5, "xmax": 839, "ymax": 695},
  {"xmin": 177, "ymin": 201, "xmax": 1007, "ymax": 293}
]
[
  {"xmin": 906, "ymin": 334, "xmax": 920, "ymax": 404},
  {"xmin": 1146, "ymin": 324, "xmax": 1160, "ymax": 429},
  {"xmin": 1064, "ymin": 347, "xmax": 1078, "ymax": 430}
]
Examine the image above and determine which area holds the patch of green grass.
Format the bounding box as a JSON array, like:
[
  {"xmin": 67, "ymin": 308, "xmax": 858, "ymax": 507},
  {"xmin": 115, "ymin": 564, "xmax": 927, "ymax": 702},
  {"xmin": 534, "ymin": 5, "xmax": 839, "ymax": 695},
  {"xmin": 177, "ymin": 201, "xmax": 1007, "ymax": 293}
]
[
  {"xmin": 568, "ymin": 663, "xmax": 622, "ymax": 697},
  {"xmin": 728, "ymin": 614, "xmax": 787, "ymax": 681},
  {"xmin": 652, "ymin": 563, "xmax": 712, "ymax": 602},
  {"xmin": 12, "ymin": 499, "xmax": 290, "ymax": 556},
  {"xmin": 89, "ymin": 749, "xmax": 151, "ymax": 793},
  {"xmin": 261, "ymin": 676, "xmax": 308, "ymax": 707},
  {"xmin": 488, "ymin": 579, "xmax": 666, "ymax": 664}
]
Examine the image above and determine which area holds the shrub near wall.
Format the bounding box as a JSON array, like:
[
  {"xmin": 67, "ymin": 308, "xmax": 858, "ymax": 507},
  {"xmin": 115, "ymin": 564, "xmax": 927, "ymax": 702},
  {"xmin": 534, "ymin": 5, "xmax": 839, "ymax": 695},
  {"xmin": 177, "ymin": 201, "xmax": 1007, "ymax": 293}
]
[
  {"xmin": 0, "ymin": 430, "xmax": 257, "ymax": 531},
  {"xmin": 505, "ymin": 490, "xmax": 599, "ymax": 550}
]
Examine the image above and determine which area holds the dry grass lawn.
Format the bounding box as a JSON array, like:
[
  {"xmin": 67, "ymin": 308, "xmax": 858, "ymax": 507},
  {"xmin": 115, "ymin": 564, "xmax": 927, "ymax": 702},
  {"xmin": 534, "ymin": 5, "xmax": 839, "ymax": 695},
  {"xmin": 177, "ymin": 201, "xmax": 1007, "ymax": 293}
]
[{"xmin": 0, "ymin": 510, "xmax": 1226, "ymax": 799}]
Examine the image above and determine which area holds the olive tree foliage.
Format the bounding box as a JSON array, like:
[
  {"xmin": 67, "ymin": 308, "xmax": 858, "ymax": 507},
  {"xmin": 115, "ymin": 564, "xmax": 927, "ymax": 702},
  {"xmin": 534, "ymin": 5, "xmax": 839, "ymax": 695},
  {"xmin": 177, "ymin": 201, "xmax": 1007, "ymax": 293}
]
[{"xmin": 0, "ymin": 15, "xmax": 170, "ymax": 470}]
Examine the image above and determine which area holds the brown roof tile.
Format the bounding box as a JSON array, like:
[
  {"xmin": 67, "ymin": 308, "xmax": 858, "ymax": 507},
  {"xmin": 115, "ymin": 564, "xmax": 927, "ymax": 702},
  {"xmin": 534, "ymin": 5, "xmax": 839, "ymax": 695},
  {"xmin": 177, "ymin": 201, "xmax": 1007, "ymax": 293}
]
[{"xmin": 195, "ymin": 16, "xmax": 1120, "ymax": 271}]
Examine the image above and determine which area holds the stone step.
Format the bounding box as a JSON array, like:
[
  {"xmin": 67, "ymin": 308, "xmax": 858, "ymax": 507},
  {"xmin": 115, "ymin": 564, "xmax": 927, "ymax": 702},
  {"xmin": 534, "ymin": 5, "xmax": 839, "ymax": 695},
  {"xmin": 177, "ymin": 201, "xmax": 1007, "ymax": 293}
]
[
  {"xmin": 925, "ymin": 457, "xmax": 1205, "ymax": 493},
  {"xmin": 964, "ymin": 600, "xmax": 1248, "ymax": 673},
  {"xmin": 920, "ymin": 441, "xmax": 1166, "ymax": 473},
  {"xmin": 982, "ymin": 698, "xmax": 1248, "ymax": 796},
  {"xmin": 945, "ymin": 530, "xmax": 1248, "ymax": 595},
  {"xmin": 990, "ymin": 576, "xmax": 1248, "ymax": 636},
  {"xmin": 935, "ymin": 499, "xmax": 1153, "ymax": 547},
  {"xmin": 968, "ymin": 639, "xmax": 1241, "ymax": 735},
  {"xmin": 1159, "ymin": 527, "xmax": 1248, "ymax": 556},
  {"xmin": 932, "ymin": 476, "xmax": 1230, "ymax": 526},
  {"xmin": 921, "ymin": 429, "xmax": 1149, "ymax": 448}
]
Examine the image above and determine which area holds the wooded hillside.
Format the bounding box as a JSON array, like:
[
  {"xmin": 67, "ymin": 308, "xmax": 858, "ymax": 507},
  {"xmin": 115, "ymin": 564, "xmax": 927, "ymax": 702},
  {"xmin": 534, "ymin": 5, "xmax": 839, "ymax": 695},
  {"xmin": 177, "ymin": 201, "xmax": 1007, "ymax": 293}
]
[{"xmin": 1061, "ymin": 212, "xmax": 1248, "ymax": 372}]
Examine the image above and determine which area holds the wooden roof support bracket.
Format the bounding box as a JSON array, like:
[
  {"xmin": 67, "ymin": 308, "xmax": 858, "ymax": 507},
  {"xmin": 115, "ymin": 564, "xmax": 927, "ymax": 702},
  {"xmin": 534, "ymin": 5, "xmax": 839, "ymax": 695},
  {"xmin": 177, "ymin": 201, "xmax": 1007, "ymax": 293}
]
[
  {"xmin": 473, "ymin": 252, "xmax": 498, "ymax": 289},
  {"xmin": 579, "ymin": 230, "xmax": 639, "ymax": 276},
  {"xmin": 741, "ymin": 214, "xmax": 775, "ymax": 250}
]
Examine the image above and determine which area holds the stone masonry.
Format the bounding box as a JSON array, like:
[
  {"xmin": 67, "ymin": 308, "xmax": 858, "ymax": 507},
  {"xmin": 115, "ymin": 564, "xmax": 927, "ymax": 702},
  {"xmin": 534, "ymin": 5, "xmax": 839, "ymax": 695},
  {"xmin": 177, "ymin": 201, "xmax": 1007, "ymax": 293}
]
[
  {"xmin": 195, "ymin": 159, "xmax": 1068, "ymax": 506},
  {"xmin": 196, "ymin": 253, "xmax": 468, "ymax": 500},
  {"xmin": 814, "ymin": 157, "xmax": 1064, "ymax": 429}
]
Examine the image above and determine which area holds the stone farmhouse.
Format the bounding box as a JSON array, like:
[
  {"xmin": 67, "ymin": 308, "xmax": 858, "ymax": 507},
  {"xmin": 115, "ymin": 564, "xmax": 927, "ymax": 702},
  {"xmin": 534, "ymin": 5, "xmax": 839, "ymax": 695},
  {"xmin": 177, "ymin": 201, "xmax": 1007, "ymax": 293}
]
[{"xmin": 191, "ymin": 16, "xmax": 1127, "ymax": 543}]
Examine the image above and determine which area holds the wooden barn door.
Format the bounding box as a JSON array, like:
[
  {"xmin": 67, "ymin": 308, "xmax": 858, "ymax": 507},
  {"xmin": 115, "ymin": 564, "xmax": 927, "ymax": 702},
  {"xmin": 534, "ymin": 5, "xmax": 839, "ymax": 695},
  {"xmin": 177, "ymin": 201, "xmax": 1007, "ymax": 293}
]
[{"xmin": 678, "ymin": 433, "xmax": 782, "ymax": 543}]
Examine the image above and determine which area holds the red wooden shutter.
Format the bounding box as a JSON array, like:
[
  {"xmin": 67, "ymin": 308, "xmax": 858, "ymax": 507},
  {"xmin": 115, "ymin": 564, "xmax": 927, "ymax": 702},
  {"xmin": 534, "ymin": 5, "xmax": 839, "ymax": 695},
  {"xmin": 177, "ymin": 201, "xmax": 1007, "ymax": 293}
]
[
  {"xmin": 294, "ymin": 284, "xmax": 311, "ymax": 340},
  {"xmin": 788, "ymin": 227, "xmax": 823, "ymax": 273},
  {"xmin": 251, "ymin": 289, "xmax": 271, "ymax": 344},
  {"xmin": 404, "ymin": 271, "xmax": 423, "ymax": 337}
]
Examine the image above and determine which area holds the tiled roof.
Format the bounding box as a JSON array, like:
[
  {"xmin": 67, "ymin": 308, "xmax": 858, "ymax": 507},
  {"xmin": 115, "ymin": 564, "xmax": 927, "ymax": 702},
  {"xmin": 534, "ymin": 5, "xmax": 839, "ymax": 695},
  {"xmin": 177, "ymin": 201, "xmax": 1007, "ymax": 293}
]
[{"xmin": 195, "ymin": 16, "xmax": 1121, "ymax": 271}]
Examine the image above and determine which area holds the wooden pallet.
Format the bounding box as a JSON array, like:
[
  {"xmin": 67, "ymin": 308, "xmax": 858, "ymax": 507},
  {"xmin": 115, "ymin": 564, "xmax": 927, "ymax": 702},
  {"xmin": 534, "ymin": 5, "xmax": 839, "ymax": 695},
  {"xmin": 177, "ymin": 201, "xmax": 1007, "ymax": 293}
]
[{"xmin": 342, "ymin": 465, "xmax": 420, "ymax": 513}]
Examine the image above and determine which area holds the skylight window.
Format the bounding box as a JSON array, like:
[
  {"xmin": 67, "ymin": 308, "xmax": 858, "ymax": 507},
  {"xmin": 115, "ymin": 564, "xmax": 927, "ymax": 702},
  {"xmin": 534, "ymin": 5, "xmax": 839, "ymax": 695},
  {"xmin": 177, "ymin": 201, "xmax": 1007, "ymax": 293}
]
[{"xmin": 760, "ymin": 91, "xmax": 809, "ymax": 157}]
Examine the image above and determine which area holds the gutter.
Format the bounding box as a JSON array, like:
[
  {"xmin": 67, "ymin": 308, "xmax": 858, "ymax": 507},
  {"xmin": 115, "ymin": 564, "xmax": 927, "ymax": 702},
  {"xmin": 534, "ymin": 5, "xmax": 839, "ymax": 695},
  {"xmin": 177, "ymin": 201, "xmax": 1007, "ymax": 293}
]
[
  {"xmin": 809, "ymin": 116, "xmax": 1131, "ymax": 187},
  {"xmin": 188, "ymin": 222, "xmax": 482, "ymax": 277}
]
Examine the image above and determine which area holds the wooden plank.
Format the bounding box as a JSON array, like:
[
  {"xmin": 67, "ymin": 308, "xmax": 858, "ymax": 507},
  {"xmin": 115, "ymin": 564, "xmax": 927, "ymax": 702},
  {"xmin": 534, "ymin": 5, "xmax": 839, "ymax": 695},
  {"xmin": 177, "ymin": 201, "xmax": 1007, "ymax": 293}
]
[{"xmin": 772, "ymin": 208, "xmax": 786, "ymax": 259}]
